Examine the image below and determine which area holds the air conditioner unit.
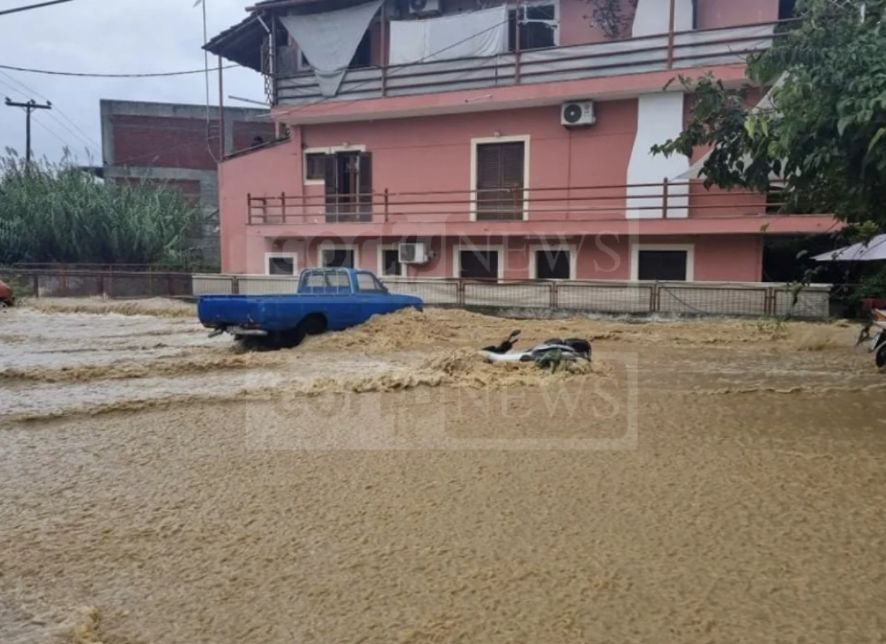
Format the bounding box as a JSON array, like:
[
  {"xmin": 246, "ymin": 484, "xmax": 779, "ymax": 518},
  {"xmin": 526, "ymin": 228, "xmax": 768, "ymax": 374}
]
[
  {"xmin": 561, "ymin": 101, "xmax": 596, "ymax": 127},
  {"xmin": 399, "ymin": 242, "xmax": 430, "ymax": 264},
  {"xmin": 407, "ymin": 0, "xmax": 441, "ymax": 17}
]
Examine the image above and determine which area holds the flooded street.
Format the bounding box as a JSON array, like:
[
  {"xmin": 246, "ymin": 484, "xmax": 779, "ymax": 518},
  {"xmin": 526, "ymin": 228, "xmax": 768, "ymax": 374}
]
[{"xmin": 2, "ymin": 300, "xmax": 886, "ymax": 643}]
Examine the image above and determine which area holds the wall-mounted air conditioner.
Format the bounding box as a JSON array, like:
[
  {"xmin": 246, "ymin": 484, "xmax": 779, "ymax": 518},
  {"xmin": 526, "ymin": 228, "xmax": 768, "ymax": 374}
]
[
  {"xmin": 407, "ymin": 0, "xmax": 441, "ymax": 17},
  {"xmin": 399, "ymin": 242, "xmax": 430, "ymax": 264},
  {"xmin": 561, "ymin": 101, "xmax": 596, "ymax": 127}
]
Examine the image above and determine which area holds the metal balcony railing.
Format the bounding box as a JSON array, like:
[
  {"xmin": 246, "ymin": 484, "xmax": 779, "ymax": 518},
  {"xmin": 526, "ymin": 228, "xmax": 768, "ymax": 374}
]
[
  {"xmin": 274, "ymin": 19, "xmax": 791, "ymax": 106},
  {"xmin": 246, "ymin": 180, "xmax": 783, "ymax": 226}
]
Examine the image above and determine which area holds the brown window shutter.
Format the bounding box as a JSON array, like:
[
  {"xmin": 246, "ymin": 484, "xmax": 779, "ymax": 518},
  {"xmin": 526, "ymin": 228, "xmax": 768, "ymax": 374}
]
[
  {"xmin": 475, "ymin": 142, "xmax": 524, "ymax": 220},
  {"xmin": 358, "ymin": 152, "xmax": 372, "ymax": 220},
  {"xmin": 324, "ymin": 153, "xmax": 339, "ymax": 220}
]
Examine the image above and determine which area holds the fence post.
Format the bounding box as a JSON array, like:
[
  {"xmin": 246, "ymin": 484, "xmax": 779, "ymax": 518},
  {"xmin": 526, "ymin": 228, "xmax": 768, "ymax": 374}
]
[
  {"xmin": 457, "ymin": 280, "xmax": 466, "ymax": 307},
  {"xmin": 764, "ymin": 287, "xmax": 776, "ymax": 316},
  {"xmin": 32, "ymin": 273, "xmax": 39, "ymax": 298},
  {"xmin": 549, "ymin": 282, "xmax": 558, "ymax": 309},
  {"xmin": 231, "ymin": 275, "xmax": 240, "ymax": 295},
  {"xmin": 650, "ymin": 283, "xmax": 660, "ymax": 314}
]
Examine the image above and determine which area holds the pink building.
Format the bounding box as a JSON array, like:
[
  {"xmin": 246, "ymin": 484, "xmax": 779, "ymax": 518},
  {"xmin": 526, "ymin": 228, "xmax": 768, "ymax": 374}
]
[{"xmin": 206, "ymin": 0, "xmax": 833, "ymax": 283}]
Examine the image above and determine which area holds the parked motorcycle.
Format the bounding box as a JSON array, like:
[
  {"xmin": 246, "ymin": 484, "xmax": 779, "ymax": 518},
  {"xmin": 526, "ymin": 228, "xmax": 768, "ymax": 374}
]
[{"xmin": 856, "ymin": 309, "xmax": 886, "ymax": 370}]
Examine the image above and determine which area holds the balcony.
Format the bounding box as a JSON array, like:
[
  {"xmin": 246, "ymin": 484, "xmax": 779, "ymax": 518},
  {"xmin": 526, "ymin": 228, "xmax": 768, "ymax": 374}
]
[
  {"xmin": 244, "ymin": 180, "xmax": 837, "ymax": 238},
  {"xmin": 274, "ymin": 21, "xmax": 780, "ymax": 107}
]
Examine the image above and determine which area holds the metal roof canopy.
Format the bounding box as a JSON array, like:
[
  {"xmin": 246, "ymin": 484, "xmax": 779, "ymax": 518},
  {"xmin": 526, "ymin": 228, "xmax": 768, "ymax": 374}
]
[{"xmin": 813, "ymin": 234, "xmax": 886, "ymax": 262}]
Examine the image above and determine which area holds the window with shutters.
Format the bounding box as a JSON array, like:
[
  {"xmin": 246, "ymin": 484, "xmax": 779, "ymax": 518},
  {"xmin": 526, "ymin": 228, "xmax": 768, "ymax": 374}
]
[
  {"xmin": 324, "ymin": 150, "xmax": 372, "ymax": 223},
  {"xmin": 473, "ymin": 139, "xmax": 527, "ymax": 221}
]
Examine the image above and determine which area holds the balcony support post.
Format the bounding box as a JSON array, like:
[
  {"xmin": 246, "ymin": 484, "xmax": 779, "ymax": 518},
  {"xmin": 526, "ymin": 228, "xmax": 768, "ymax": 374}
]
[
  {"xmin": 666, "ymin": 0, "xmax": 676, "ymax": 68},
  {"xmin": 514, "ymin": 6, "xmax": 522, "ymax": 84},
  {"xmin": 384, "ymin": 188, "xmax": 390, "ymax": 223},
  {"xmin": 662, "ymin": 177, "xmax": 669, "ymax": 219},
  {"xmin": 380, "ymin": 0, "xmax": 388, "ymax": 96},
  {"xmin": 281, "ymin": 191, "xmax": 287, "ymax": 224}
]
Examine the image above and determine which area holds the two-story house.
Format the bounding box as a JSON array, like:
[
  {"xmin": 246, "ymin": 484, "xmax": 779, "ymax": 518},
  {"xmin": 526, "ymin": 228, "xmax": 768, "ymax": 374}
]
[{"xmin": 206, "ymin": 0, "xmax": 835, "ymax": 283}]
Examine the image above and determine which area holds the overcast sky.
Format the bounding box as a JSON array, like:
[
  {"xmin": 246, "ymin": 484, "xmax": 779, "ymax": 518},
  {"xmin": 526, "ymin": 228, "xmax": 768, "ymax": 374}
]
[{"xmin": 0, "ymin": 0, "xmax": 265, "ymax": 164}]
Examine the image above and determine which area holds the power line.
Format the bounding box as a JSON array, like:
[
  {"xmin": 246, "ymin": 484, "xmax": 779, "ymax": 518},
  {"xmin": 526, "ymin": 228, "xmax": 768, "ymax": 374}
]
[
  {"xmin": 0, "ymin": 70, "xmax": 100, "ymax": 155},
  {"xmin": 5, "ymin": 97, "xmax": 52, "ymax": 169},
  {"xmin": 0, "ymin": 0, "xmax": 73, "ymax": 17},
  {"xmin": 0, "ymin": 62, "xmax": 239, "ymax": 78}
]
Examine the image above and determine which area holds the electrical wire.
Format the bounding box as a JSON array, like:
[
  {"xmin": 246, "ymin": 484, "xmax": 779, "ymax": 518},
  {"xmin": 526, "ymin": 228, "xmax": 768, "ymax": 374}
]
[
  {"xmin": 0, "ymin": 62, "xmax": 239, "ymax": 78},
  {"xmin": 0, "ymin": 70, "xmax": 101, "ymax": 156}
]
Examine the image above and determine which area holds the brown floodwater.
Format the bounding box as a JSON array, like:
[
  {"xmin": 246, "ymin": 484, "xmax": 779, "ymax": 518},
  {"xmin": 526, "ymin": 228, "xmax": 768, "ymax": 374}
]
[{"xmin": 1, "ymin": 300, "xmax": 885, "ymax": 643}]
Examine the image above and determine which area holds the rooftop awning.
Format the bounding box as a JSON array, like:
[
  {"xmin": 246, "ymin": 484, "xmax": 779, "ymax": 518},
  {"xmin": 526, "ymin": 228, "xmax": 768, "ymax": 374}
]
[
  {"xmin": 204, "ymin": 14, "xmax": 266, "ymax": 72},
  {"xmin": 813, "ymin": 234, "xmax": 886, "ymax": 262}
]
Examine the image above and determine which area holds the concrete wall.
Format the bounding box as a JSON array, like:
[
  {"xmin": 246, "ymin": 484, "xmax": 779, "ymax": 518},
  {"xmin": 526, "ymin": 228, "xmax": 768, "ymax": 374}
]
[{"xmin": 100, "ymin": 99, "xmax": 277, "ymax": 267}]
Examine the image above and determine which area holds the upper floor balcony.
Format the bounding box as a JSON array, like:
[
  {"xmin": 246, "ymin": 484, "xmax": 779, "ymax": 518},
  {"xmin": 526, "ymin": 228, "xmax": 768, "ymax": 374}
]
[
  {"xmin": 242, "ymin": 180, "xmax": 836, "ymax": 238},
  {"xmin": 206, "ymin": 0, "xmax": 794, "ymax": 115}
]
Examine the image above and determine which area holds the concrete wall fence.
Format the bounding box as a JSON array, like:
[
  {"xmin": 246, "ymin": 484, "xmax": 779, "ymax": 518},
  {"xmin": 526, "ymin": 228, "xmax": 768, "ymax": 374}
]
[
  {"xmin": 192, "ymin": 274, "xmax": 831, "ymax": 319},
  {"xmin": 2, "ymin": 267, "xmax": 829, "ymax": 319}
]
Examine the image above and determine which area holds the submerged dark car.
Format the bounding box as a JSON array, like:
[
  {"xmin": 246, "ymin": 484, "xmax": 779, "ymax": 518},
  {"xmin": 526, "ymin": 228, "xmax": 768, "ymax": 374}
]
[{"xmin": 0, "ymin": 279, "xmax": 13, "ymax": 306}]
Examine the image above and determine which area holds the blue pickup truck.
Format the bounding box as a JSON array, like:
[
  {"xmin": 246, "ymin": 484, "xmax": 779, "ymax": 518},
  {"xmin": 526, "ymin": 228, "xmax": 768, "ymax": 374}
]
[{"xmin": 198, "ymin": 268, "xmax": 423, "ymax": 347}]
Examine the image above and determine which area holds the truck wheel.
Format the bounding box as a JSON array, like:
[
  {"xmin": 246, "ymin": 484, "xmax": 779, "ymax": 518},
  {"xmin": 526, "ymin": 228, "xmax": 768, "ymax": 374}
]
[
  {"xmin": 277, "ymin": 326, "xmax": 306, "ymax": 349},
  {"xmin": 876, "ymin": 343, "xmax": 886, "ymax": 371}
]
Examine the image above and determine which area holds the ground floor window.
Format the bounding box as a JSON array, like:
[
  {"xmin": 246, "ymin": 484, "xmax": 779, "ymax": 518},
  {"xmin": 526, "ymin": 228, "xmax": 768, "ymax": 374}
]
[
  {"xmin": 320, "ymin": 247, "xmax": 355, "ymax": 268},
  {"xmin": 265, "ymin": 252, "xmax": 297, "ymax": 275},
  {"xmin": 380, "ymin": 247, "xmax": 403, "ymax": 278},
  {"xmin": 532, "ymin": 247, "xmax": 573, "ymax": 280},
  {"xmin": 633, "ymin": 245, "xmax": 693, "ymax": 281},
  {"xmin": 457, "ymin": 248, "xmax": 501, "ymax": 280}
]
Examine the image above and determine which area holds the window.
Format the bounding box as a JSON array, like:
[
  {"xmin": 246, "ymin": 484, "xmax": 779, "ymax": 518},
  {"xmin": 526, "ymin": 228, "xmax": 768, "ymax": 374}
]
[
  {"xmin": 474, "ymin": 140, "xmax": 526, "ymax": 221},
  {"xmin": 304, "ymin": 152, "xmax": 327, "ymax": 182},
  {"xmin": 321, "ymin": 248, "xmax": 355, "ymax": 268},
  {"xmin": 637, "ymin": 250, "xmax": 688, "ymax": 281},
  {"xmin": 303, "ymin": 270, "xmax": 350, "ymax": 289},
  {"xmin": 778, "ymin": 0, "xmax": 796, "ymax": 19},
  {"xmin": 324, "ymin": 151, "xmax": 372, "ymax": 222},
  {"xmin": 265, "ymin": 253, "xmax": 297, "ymax": 276},
  {"xmin": 458, "ymin": 249, "xmax": 500, "ymax": 280},
  {"xmin": 508, "ymin": 3, "xmax": 557, "ymax": 51},
  {"xmin": 381, "ymin": 248, "xmax": 403, "ymax": 277},
  {"xmin": 356, "ymin": 272, "xmax": 386, "ymax": 293},
  {"xmin": 534, "ymin": 249, "xmax": 572, "ymax": 280}
]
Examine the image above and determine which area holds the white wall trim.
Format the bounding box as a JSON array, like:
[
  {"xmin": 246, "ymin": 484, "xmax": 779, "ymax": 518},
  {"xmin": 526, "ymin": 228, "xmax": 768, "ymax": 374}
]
[
  {"xmin": 528, "ymin": 243, "xmax": 577, "ymax": 280},
  {"xmin": 317, "ymin": 242, "xmax": 360, "ymax": 269},
  {"xmin": 377, "ymin": 243, "xmax": 408, "ymax": 278},
  {"xmin": 452, "ymin": 243, "xmax": 506, "ymax": 280},
  {"xmin": 630, "ymin": 243, "xmax": 695, "ymax": 281},
  {"xmin": 302, "ymin": 144, "xmax": 367, "ymax": 186},
  {"xmin": 264, "ymin": 252, "xmax": 299, "ymax": 276},
  {"xmin": 469, "ymin": 134, "xmax": 531, "ymax": 222}
]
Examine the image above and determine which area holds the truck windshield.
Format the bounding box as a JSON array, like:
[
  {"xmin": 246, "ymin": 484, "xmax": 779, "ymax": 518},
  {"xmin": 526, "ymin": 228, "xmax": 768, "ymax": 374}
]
[{"xmin": 356, "ymin": 272, "xmax": 387, "ymax": 293}]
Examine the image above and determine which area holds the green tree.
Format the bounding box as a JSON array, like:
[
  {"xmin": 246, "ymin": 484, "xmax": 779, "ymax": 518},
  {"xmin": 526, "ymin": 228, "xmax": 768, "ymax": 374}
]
[
  {"xmin": 0, "ymin": 151, "xmax": 200, "ymax": 267},
  {"xmin": 652, "ymin": 0, "xmax": 886, "ymax": 237}
]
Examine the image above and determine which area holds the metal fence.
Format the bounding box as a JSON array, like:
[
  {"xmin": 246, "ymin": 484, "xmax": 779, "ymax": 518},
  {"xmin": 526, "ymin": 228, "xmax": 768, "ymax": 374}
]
[
  {"xmin": 192, "ymin": 274, "xmax": 832, "ymax": 319},
  {"xmin": 2, "ymin": 268, "xmax": 193, "ymax": 299},
  {"xmin": 0, "ymin": 266, "xmax": 830, "ymax": 319}
]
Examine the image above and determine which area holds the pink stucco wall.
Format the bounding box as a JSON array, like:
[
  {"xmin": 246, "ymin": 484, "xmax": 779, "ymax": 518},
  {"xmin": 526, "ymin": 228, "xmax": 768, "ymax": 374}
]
[
  {"xmin": 246, "ymin": 233, "xmax": 763, "ymax": 282},
  {"xmin": 696, "ymin": 0, "xmax": 779, "ymax": 29}
]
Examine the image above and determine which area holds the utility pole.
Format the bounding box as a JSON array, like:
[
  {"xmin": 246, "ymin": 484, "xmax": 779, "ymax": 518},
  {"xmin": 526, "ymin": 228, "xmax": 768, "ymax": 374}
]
[{"xmin": 5, "ymin": 97, "xmax": 52, "ymax": 169}]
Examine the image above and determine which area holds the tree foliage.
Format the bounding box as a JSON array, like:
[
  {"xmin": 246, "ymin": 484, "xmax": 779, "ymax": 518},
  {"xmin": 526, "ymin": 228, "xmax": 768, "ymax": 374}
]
[
  {"xmin": 652, "ymin": 0, "xmax": 886, "ymax": 233},
  {"xmin": 584, "ymin": 0, "xmax": 638, "ymax": 39},
  {"xmin": 0, "ymin": 152, "xmax": 200, "ymax": 266}
]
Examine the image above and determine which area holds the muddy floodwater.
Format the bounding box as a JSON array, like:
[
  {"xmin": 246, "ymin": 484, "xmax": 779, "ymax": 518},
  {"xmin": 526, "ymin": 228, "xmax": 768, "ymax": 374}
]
[{"xmin": 2, "ymin": 298, "xmax": 886, "ymax": 643}]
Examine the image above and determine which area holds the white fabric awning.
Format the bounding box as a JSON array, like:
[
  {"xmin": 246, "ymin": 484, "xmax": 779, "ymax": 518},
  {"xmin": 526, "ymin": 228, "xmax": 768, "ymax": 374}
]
[
  {"xmin": 280, "ymin": 0, "xmax": 383, "ymax": 98},
  {"xmin": 389, "ymin": 5, "xmax": 508, "ymax": 66},
  {"xmin": 813, "ymin": 234, "xmax": 886, "ymax": 262}
]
